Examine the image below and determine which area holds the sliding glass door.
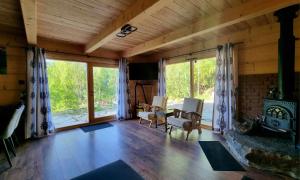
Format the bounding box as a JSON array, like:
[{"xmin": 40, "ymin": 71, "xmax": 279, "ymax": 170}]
[
  {"xmin": 193, "ymin": 58, "xmax": 216, "ymax": 126},
  {"xmin": 166, "ymin": 61, "xmax": 190, "ymax": 109},
  {"xmin": 47, "ymin": 60, "xmax": 88, "ymax": 128},
  {"xmin": 47, "ymin": 59, "xmax": 118, "ymax": 129},
  {"xmin": 165, "ymin": 57, "xmax": 216, "ymax": 127},
  {"xmin": 92, "ymin": 66, "xmax": 118, "ymax": 120}
]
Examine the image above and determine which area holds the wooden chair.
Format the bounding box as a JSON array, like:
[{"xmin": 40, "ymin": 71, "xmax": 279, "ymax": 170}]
[
  {"xmin": 167, "ymin": 98, "xmax": 204, "ymax": 140},
  {"xmin": 0, "ymin": 105, "xmax": 25, "ymax": 167},
  {"xmin": 137, "ymin": 96, "xmax": 168, "ymax": 128}
]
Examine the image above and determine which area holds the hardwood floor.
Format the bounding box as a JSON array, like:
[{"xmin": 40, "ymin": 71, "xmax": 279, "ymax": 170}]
[{"xmin": 0, "ymin": 120, "xmax": 289, "ymax": 180}]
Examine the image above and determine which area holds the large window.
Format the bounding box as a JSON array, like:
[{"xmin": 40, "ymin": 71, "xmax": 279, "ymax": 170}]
[
  {"xmin": 93, "ymin": 66, "xmax": 118, "ymax": 118},
  {"xmin": 166, "ymin": 57, "xmax": 216, "ymax": 126},
  {"xmin": 166, "ymin": 61, "xmax": 190, "ymax": 109},
  {"xmin": 193, "ymin": 58, "xmax": 216, "ymax": 126},
  {"xmin": 47, "ymin": 60, "xmax": 88, "ymax": 128}
]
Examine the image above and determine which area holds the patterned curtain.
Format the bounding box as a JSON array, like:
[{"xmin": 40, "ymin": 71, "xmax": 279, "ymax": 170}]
[
  {"xmin": 25, "ymin": 47, "xmax": 54, "ymax": 139},
  {"xmin": 117, "ymin": 58, "xmax": 131, "ymax": 120},
  {"xmin": 158, "ymin": 58, "xmax": 166, "ymax": 96},
  {"xmin": 212, "ymin": 43, "xmax": 237, "ymax": 134}
]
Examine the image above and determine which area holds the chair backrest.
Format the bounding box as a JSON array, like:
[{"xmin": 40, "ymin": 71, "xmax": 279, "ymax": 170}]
[
  {"xmin": 14, "ymin": 105, "xmax": 25, "ymax": 130},
  {"xmin": 2, "ymin": 105, "xmax": 25, "ymax": 139},
  {"xmin": 182, "ymin": 98, "xmax": 204, "ymax": 114},
  {"xmin": 152, "ymin": 96, "xmax": 168, "ymax": 110}
]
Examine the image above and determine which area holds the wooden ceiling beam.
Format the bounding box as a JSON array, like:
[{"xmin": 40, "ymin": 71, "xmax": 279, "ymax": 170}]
[
  {"xmin": 85, "ymin": 0, "xmax": 172, "ymax": 54},
  {"xmin": 123, "ymin": 0, "xmax": 300, "ymax": 57},
  {"xmin": 150, "ymin": 16, "xmax": 300, "ymax": 60},
  {"xmin": 37, "ymin": 37, "xmax": 121, "ymax": 60},
  {"xmin": 20, "ymin": 0, "xmax": 37, "ymax": 45}
]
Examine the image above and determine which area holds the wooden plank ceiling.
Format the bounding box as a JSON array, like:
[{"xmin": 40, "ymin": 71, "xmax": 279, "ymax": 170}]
[
  {"xmin": 0, "ymin": 0, "xmax": 24, "ymax": 34},
  {"xmin": 142, "ymin": 14, "xmax": 278, "ymax": 55},
  {"xmin": 37, "ymin": 0, "xmax": 135, "ymax": 44},
  {"xmin": 0, "ymin": 0, "xmax": 297, "ymax": 57}
]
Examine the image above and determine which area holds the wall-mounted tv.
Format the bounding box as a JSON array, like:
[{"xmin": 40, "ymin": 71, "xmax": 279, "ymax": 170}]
[{"xmin": 129, "ymin": 63, "xmax": 158, "ymax": 80}]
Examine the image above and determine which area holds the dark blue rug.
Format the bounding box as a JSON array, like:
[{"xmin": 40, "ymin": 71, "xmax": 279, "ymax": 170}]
[
  {"xmin": 71, "ymin": 160, "xmax": 143, "ymax": 180},
  {"xmin": 81, "ymin": 123, "xmax": 113, "ymax": 133},
  {"xmin": 199, "ymin": 141, "xmax": 245, "ymax": 171}
]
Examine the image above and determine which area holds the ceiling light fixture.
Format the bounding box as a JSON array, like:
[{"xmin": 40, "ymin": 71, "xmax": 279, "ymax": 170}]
[{"xmin": 116, "ymin": 24, "xmax": 137, "ymax": 38}]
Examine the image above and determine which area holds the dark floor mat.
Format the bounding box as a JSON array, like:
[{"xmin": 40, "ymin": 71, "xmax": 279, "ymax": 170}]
[
  {"xmin": 71, "ymin": 160, "xmax": 143, "ymax": 180},
  {"xmin": 199, "ymin": 141, "xmax": 245, "ymax": 171},
  {"xmin": 81, "ymin": 123, "xmax": 113, "ymax": 133}
]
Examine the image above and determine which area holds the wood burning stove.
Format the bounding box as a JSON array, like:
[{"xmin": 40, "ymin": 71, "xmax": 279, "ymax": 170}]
[
  {"xmin": 262, "ymin": 99, "xmax": 297, "ymax": 141},
  {"xmin": 261, "ymin": 5, "xmax": 299, "ymax": 148}
]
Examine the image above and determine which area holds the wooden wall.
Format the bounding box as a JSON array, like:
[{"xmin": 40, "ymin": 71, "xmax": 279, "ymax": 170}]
[
  {"xmin": 0, "ymin": 32, "xmax": 27, "ymax": 105},
  {"xmin": 127, "ymin": 56, "xmax": 158, "ymax": 118},
  {"xmin": 153, "ymin": 16, "xmax": 300, "ymax": 75},
  {"xmin": 149, "ymin": 16, "xmax": 300, "ymax": 129},
  {"xmin": 0, "ymin": 33, "xmax": 122, "ymax": 106},
  {"xmin": 238, "ymin": 16, "xmax": 300, "ymax": 75}
]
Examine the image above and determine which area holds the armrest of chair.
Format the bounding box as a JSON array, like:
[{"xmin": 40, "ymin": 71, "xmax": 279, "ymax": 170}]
[
  {"xmin": 173, "ymin": 108, "xmax": 182, "ymax": 118},
  {"xmin": 189, "ymin": 112, "xmax": 202, "ymax": 127},
  {"xmin": 152, "ymin": 106, "xmax": 164, "ymax": 113},
  {"xmin": 185, "ymin": 111, "xmax": 202, "ymax": 117},
  {"xmin": 142, "ymin": 103, "xmax": 152, "ymax": 112}
]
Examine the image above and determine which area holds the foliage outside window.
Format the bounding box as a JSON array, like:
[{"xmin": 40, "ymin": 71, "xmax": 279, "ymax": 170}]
[
  {"xmin": 194, "ymin": 58, "xmax": 216, "ymax": 123},
  {"xmin": 193, "ymin": 57, "xmax": 216, "ymax": 101},
  {"xmin": 166, "ymin": 61, "xmax": 190, "ymax": 109},
  {"xmin": 93, "ymin": 67, "xmax": 118, "ymax": 118},
  {"xmin": 47, "ymin": 60, "xmax": 88, "ymax": 128},
  {"xmin": 47, "ymin": 59, "xmax": 119, "ymax": 128},
  {"xmin": 165, "ymin": 57, "xmax": 216, "ymax": 124},
  {"xmin": 47, "ymin": 60, "xmax": 88, "ymax": 113}
]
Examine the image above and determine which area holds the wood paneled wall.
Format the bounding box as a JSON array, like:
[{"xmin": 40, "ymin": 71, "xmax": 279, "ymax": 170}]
[
  {"xmin": 126, "ymin": 57, "xmax": 158, "ymax": 117},
  {"xmin": 155, "ymin": 17, "xmax": 300, "ymax": 75},
  {"xmin": 238, "ymin": 18, "xmax": 300, "ymax": 74},
  {"xmin": 0, "ymin": 32, "xmax": 27, "ymax": 105},
  {"xmin": 0, "ymin": 33, "xmax": 122, "ymax": 106}
]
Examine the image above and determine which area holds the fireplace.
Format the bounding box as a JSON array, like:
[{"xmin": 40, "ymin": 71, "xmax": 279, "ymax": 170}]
[
  {"xmin": 224, "ymin": 5, "xmax": 300, "ymax": 178},
  {"xmin": 262, "ymin": 99, "xmax": 297, "ymax": 140},
  {"xmin": 260, "ymin": 5, "xmax": 300, "ymax": 148}
]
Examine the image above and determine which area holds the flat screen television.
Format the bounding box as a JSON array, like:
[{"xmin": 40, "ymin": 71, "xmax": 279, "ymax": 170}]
[{"xmin": 129, "ymin": 63, "xmax": 158, "ymax": 80}]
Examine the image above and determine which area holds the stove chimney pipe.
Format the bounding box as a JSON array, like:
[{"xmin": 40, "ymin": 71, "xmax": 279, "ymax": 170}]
[{"xmin": 274, "ymin": 5, "xmax": 299, "ymax": 100}]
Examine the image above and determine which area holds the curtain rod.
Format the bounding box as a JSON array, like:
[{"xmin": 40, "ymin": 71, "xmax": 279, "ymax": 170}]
[
  {"xmin": 0, "ymin": 44, "xmax": 28, "ymax": 49},
  {"xmin": 44, "ymin": 50, "xmax": 117, "ymax": 61},
  {"xmin": 165, "ymin": 41, "xmax": 244, "ymax": 60},
  {"xmin": 0, "ymin": 44, "xmax": 117, "ymax": 61}
]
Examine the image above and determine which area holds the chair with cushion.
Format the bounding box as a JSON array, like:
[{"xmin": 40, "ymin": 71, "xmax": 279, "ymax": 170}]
[
  {"xmin": 0, "ymin": 104, "xmax": 25, "ymax": 167},
  {"xmin": 138, "ymin": 96, "xmax": 168, "ymax": 128},
  {"xmin": 167, "ymin": 98, "xmax": 204, "ymax": 140}
]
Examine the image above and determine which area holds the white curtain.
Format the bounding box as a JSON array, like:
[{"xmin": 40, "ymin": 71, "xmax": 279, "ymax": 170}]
[
  {"xmin": 213, "ymin": 43, "xmax": 237, "ymax": 134},
  {"xmin": 25, "ymin": 47, "xmax": 54, "ymax": 139},
  {"xmin": 158, "ymin": 58, "xmax": 166, "ymax": 96},
  {"xmin": 117, "ymin": 58, "xmax": 131, "ymax": 120}
]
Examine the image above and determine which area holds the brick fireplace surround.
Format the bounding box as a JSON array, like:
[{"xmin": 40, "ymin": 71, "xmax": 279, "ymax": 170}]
[
  {"xmin": 224, "ymin": 73, "xmax": 300, "ymax": 178},
  {"xmin": 238, "ymin": 72, "xmax": 300, "ymax": 118}
]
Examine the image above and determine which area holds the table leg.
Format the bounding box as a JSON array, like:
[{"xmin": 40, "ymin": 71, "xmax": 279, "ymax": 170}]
[{"xmin": 165, "ymin": 121, "xmax": 168, "ymax": 132}]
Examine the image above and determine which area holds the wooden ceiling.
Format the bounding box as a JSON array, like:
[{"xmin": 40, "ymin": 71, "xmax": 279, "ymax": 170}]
[
  {"xmin": 0, "ymin": 0, "xmax": 24, "ymax": 34},
  {"xmin": 143, "ymin": 13, "xmax": 278, "ymax": 55},
  {"xmin": 0, "ymin": 0, "xmax": 298, "ymax": 58},
  {"xmin": 101, "ymin": 0, "xmax": 252, "ymax": 51},
  {"xmin": 37, "ymin": 0, "xmax": 135, "ymax": 44}
]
